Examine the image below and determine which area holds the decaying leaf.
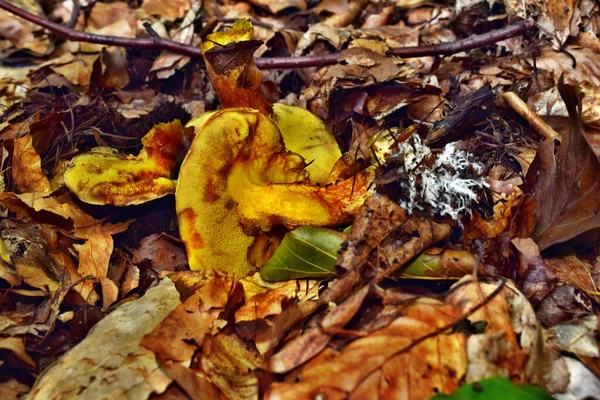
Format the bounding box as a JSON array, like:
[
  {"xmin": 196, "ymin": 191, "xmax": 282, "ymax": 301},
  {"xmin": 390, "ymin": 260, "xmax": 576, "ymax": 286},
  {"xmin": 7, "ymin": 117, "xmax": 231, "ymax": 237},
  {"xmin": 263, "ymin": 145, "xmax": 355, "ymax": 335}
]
[
  {"xmin": 141, "ymin": 272, "xmax": 239, "ymax": 363},
  {"xmin": 176, "ymin": 108, "xmax": 374, "ymax": 278},
  {"xmin": 12, "ymin": 133, "xmax": 51, "ymax": 194},
  {"xmin": 64, "ymin": 120, "xmax": 185, "ymax": 206},
  {"xmin": 266, "ymin": 297, "xmax": 468, "ymax": 399},
  {"xmin": 200, "ymin": 333, "xmax": 262, "ymax": 400},
  {"xmin": 29, "ymin": 278, "xmax": 181, "ymax": 399},
  {"xmin": 523, "ymin": 83, "xmax": 600, "ymax": 249},
  {"xmin": 0, "ymin": 337, "xmax": 35, "ymax": 367}
]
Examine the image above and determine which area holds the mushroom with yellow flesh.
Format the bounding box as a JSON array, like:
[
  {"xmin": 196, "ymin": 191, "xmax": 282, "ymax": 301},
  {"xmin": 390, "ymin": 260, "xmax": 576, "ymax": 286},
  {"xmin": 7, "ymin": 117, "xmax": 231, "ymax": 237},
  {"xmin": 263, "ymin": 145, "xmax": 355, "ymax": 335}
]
[
  {"xmin": 176, "ymin": 108, "xmax": 374, "ymax": 278},
  {"xmin": 177, "ymin": 19, "xmax": 375, "ymax": 278},
  {"xmin": 64, "ymin": 120, "xmax": 185, "ymax": 206},
  {"xmin": 186, "ymin": 104, "xmax": 342, "ymax": 186}
]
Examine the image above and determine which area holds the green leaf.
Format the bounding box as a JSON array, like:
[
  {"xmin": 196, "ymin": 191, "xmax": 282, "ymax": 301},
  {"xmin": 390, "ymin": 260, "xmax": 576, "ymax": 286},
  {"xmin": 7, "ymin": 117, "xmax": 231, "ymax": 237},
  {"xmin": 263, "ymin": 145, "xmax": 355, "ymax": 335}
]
[
  {"xmin": 259, "ymin": 226, "xmax": 345, "ymax": 281},
  {"xmin": 400, "ymin": 251, "xmax": 445, "ymax": 279},
  {"xmin": 430, "ymin": 377, "xmax": 554, "ymax": 400}
]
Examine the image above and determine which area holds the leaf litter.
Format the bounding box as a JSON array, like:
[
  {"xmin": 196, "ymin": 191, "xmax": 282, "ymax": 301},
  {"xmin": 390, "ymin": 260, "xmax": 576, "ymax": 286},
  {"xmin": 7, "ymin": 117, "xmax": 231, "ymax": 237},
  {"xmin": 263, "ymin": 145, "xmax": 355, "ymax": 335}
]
[{"xmin": 0, "ymin": 0, "xmax": 599, "ymax": 399}]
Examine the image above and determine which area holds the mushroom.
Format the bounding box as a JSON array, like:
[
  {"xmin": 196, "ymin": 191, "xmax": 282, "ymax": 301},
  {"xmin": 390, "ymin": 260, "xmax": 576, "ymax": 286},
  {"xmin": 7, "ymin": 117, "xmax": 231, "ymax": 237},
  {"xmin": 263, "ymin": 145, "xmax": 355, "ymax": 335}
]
[
  {"xmin": 64, "ymin": 120, "xmax": 185, "ymax": 206},
  {"xmin": 176, "ymin": 108, "xmax": 374, "ymax": 278}
]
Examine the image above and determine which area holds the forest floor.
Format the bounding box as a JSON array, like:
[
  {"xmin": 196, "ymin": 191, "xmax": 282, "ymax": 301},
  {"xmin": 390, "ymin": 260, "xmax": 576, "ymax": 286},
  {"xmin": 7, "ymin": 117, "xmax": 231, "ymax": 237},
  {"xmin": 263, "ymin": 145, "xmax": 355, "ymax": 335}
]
[{"xmin": 0, "ymin": 0, "xmax": 599, "ymax": 398}]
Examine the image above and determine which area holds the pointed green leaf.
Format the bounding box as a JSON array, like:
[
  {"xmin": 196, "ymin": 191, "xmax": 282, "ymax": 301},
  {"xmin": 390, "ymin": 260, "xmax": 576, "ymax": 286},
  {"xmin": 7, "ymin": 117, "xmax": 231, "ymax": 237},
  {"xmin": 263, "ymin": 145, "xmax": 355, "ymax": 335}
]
[
  {"xmin": 430, "ymin": 377, "xmax": 554, "ymax": 400},
  {"xmin": 259, "ymin": 226, "xmax": 345, "ymax": 282},
  {"xmin": 400, "ymin": 252, "xmax": 445, "ymax": 279}
]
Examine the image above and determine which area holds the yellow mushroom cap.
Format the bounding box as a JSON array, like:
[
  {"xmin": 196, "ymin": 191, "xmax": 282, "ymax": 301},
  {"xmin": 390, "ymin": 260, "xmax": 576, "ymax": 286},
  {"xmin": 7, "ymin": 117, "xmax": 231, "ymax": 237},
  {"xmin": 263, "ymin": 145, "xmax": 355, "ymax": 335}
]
[{"xmin": 64, "ymin": 120, "xmax": 185, "ymax": 206}]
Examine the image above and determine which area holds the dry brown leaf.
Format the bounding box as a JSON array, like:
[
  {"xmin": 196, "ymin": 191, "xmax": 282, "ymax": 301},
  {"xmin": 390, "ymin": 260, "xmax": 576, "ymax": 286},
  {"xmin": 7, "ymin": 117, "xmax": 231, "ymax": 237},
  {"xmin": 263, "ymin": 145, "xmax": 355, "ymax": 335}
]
[
  {"xmin": 546, "ymin": 255, "xmax": 600, "ymax": 301},
  {"xmin": 101, "ymin": 47, "xmax": 130, "ymax": 89},
  {"xmin": 29, "ymin": 278, "xmax": 181, "ymax": 400},
  {"xmin": 81, "ymin": 19, "xmax": 135, "ymax": 53},
  {"xmin": 12, "ymin": 133, "xmax": 51, "ymax": 194},
  {"xmin": 29, "ymin": 53, "xmax": 99, "ymax": 88},
  {"xmin": 523, "ymin": 84, "xmax": 600, "ymax": 249},
  {"xmin": 0, "ymin": 3, "xmax": 52, "ymax": 55},
  {"xmin": 98, "ymin": 276, "xmax": 119, "ymax": 311},
  {"xmin": 141, "ymin": 272, "xmax": 239, "ymax": 363},
  {"xmin": 266, "ymin": 298, "xmax": 466, "ymax": 399},
  {"xmin": 87, "ymin": 1, "xmax": 137, "ymax": 31},
  {"xmin": 141, "ymin": 0, "xmax": 195, "ymax": 20},
  {"xmin": 235, "ymin": 278, "xmax": 318, "ymax": 323},
  {"xmin": 132, "ymin": 234, "xmax": 187, "ymax": 272},
  {"xmin": 247, "ymin": 0, "xmax": 306, "ymax": 14},
  {"xmin": 150, "ymin": 4, "xmax": 200, "ymax": 80},
  {"xmin": 268, "ymin": 285, "xmax": 371, "ymax": 373},
  {"xmin": 0, "ymin": 377, "xmax": 30, "ymax": 399},
  {"xmin": 0, "ymin": 336, "xmax": 35, "ymax": 367},
  {"xmin": 532, "ymin": 47, "xmax": 600, "ymax": 87},
  {"xmin": 0, "ymin": 192, "xmax": 129, "ymax": 280},
  {"xmin": 160, "ymin": 363, "xmax": 222, "ymax": 399},
  {"xmin": 200, "ymin": 333, "xmax": 262, "ymax": 400}
]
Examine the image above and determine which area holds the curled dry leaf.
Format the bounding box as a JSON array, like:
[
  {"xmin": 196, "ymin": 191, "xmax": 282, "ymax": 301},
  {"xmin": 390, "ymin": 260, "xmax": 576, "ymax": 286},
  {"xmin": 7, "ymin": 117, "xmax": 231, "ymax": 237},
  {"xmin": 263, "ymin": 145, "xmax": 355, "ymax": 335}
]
[
  {"xmin": 521, "ymin": 83, "xmax": 600, "ymax": 250},
  {"xmin": 177, "ymin": 108, "xmax": 374, "ymax": 278},
  {"xmin": 64, "ymin": 120, "xmax": 185, "ymax": 206},
  {"xmin": 141, "ymin": 272, "xmax": 240, "ymax": 364},
  {"xmin": 200, "ymin": 333, "xmax": 262, "ymax": 400},
  {"xmin": 12, "ymin": 133, "xmax": 51, "ymax": 194}
]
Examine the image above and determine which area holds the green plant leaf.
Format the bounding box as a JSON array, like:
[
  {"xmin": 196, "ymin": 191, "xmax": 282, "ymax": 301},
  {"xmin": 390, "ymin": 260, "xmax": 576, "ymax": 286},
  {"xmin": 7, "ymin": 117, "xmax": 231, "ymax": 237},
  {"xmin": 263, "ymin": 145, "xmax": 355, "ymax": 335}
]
[
  {"xmin": 259, "ymin": 226, "xmax": 345, "ymax": 281},
  {"xmin": 430, "ymin": 377, "xmax": 554, "ymax": 400}
]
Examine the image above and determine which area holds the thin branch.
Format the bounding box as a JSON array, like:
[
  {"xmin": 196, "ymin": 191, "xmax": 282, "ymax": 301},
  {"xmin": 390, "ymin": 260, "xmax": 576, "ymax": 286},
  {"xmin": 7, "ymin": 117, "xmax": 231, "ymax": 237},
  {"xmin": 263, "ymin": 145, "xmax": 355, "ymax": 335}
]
[
  {"xmin": 0, "ymin": 0, "xmax": 202, "ymax": 56},
  {"xmin": 0, "ymin": 0, "xmax": 535, "ymax": 70}
]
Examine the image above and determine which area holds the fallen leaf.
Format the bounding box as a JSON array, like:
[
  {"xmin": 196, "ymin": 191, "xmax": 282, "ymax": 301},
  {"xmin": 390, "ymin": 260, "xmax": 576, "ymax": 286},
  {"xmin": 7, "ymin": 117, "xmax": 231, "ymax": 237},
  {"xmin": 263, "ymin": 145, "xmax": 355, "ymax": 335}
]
[
  {"xmin": 141, "ymin": 0, "xmax": 194, "ymax": 20},
  {"xmin": 0, "ymin": 337, "xmax": 35, "ymax": 366},
  {"xmin": 141, "ymin": 272, "xmax": 239, "ymax": 363},
  {"xmin": 265, "ymin": 297, "xmax": 467, "ymax": 399},
  {"xmin": 200, "ymin": 333, "xmax": 262, "ymax": 400},
  {"xmin": 132, "ymin": 234, "xmax": 187, "ymax": 272},
  {"xmin": 12, "ymin": 133, "xmax": 51, "ymax": 194},
  {"xmin": 29, "ymin": 278, "xmax": 181, "ymax": 399},
  {"xmin": 260, "ymin": 226, "xmax": 345, "ymax": 281},
  {"xmin": 247, "ymin": 0, "xmax": 306, "ymax": 14},
  {"xmin": 522, "ymin": 83, "xmax": 600, "ymax": 250}
]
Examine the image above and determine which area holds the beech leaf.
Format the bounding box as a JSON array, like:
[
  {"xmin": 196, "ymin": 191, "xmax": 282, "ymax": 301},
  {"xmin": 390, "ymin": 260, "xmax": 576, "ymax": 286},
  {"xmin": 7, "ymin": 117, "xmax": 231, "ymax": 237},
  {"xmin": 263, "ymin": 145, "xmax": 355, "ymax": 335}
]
[
  {"xmin": 527, "ymin": 82, "xmax": 600, "ymax": 250},
  {"xmin": 430, "ymin": 377, "xmax": 554, "ymax": 400},
  {"xmin": 260, "ymin": 226, "xmax": 345, "ymax": 281}
]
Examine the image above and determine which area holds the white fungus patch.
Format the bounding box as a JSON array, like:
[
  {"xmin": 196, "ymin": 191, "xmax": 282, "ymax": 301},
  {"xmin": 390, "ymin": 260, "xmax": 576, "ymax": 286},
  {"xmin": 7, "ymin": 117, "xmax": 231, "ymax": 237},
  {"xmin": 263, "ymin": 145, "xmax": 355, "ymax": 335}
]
[{"xmin": 382, "ymin": 135, "xmax": 488, "ymax": 221}]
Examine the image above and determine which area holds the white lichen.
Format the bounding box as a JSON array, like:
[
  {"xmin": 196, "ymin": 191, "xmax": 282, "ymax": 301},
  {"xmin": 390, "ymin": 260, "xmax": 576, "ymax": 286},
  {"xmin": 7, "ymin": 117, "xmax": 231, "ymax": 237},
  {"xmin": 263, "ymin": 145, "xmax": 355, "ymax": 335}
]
[{"xmin": 381, "ymin": 135, "xmax": 488, "ymax": 221}]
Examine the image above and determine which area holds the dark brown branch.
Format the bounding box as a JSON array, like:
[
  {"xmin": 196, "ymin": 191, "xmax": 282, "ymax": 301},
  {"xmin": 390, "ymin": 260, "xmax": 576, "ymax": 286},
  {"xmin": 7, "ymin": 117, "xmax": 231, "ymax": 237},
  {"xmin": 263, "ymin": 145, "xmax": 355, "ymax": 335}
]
[
  {"xmin": 0, "ymin": 0, "xmax": 203, "ymax": 56},
  {"xmin": 0, "ymin": 0, "xmax": 534, "ymax": 70}
]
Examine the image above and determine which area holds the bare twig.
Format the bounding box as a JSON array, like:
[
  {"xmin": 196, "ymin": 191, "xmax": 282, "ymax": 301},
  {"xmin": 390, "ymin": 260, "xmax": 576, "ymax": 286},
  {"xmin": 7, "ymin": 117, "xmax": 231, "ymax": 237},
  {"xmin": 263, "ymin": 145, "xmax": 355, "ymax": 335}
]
[
  {"xmin": 503, "ymin": 91, "xmax": 562, "ymax": 141},
  {"xmin": 65, "ymin": 0, "xmax": 80, "ymax": 29},
  {"xmin": 0, "ymin": 0, "xmax": 535, "ymax": 69}
]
